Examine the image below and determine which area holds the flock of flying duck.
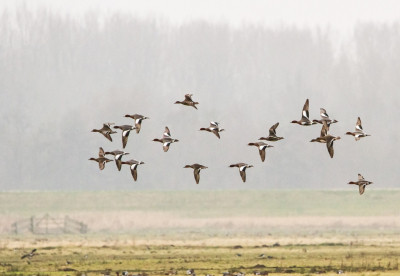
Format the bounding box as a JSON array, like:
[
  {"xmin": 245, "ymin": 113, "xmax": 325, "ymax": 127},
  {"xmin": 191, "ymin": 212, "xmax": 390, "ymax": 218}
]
[{"xmin": 90, "ymin": 95, "xmax": 373, "ymax": 195}]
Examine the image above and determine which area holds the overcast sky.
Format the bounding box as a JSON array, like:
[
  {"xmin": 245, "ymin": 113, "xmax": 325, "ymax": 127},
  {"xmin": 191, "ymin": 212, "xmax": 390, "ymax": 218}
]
[{"xmin": 1, "ymin": 0, "xmax": 400, "ymax": 34}]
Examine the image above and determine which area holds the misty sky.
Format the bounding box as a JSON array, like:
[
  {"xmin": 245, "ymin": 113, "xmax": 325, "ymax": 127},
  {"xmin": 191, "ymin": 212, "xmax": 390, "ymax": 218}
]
[{"xmin": 0, "ymin": 1, "xmax": 399, "ymax": 191}]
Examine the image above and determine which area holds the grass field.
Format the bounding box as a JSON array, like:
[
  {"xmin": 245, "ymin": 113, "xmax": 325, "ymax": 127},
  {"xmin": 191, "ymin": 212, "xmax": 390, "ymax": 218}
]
[
  {"xmin": 1, "ymin": 190, "xmax": 400, "ymax": 275},
  {"xmin": 1, "ymin": 236, "xmax": 400, "ymax": 276}
]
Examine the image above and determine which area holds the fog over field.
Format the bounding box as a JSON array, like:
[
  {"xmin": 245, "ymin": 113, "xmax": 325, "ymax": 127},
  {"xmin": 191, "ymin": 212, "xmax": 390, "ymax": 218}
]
[{"xmin": 0, "ymin": 3, "xmax": 399, "ymax": 191}]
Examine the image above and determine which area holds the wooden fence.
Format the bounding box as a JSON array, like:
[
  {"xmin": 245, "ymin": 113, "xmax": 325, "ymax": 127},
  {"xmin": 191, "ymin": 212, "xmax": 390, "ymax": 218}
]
[{"xmin": 11, "ymin": 214, "xmax": 87, "ymax": 234}]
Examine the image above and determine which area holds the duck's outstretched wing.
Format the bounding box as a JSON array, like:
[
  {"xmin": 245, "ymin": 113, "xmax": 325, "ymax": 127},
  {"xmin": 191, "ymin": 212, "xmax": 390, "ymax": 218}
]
[
  {"xmin": 356, "ymin": 117, "xmax": 363, "ymax": 131},
  {"xmin": 302, "ymin": 99, "xmax": 310, "ymax": 120},
  {"xmin": 185, "ymin": 94, "xmax": 193, "ymax": 101},
  {"xmin": 163, "ymin": 126, "xmax": 171, "ymax": 138},
  {"xmin": 194, "ymin": 169, "xmax": 200, "ymax": 184},
  {"xmin": 269, "ymin": 122, "xmax": 279, "ymax": 136},
  {"xmin": 359, "ymin": 184, "xmax": 366, "ymax": 195}
]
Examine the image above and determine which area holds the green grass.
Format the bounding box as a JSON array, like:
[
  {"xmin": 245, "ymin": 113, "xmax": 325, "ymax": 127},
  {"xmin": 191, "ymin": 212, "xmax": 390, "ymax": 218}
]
[
  {"xmin": 0, "ymin": 190, "xmax": 399, "ymax": 217},
  {"xmin": 1, "ymin": 241, "xmax": 400, "ymax": 276}
]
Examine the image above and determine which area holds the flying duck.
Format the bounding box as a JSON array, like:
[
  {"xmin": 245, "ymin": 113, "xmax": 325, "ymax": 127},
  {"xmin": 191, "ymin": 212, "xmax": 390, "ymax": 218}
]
[
  {"xmin": 174, "ymin": 94, "xmax": 199, "ymax": 109},
  {"xmin": 91, "ymin": 123, "xmax": 117, "ymax": 142},
  {"xmin": 124, "ymin": 114, "xmax": 150, "ymax": 134},
  {"xmin": 21, "ymin": 249, "xmax": 38, "ymax": 259},
  {"xmin": 113, "ymin": 125, "xmax": 136, "ymax": 148},
  {"xmin": 184, "ymin": 164, "xmax": 208, "ymax": 184},
  {"xmin": 104, "ymin": 150, "xmax": 129, "ymax": 171},
  {"xmin": 348, "ymin": 173, "xmax": 373, "ymax": 195},
  {"xmin": 229, "ymin": 163, "xmax": 253, "ymax": 182},
  {"xmin": 259, "ymin": 122, "xmax": 284, "ymax": 141},
  {"xmin": 89, "ymin": 147, "xmax": 113, "ymax": 170},
  {"xmin": 248, "ymin": 142, "xmax": 273, "ymax": 162},
  {"xmin": 152, "ymin": 126, "xmax": 179, "ymax": 152},
  {"xmin": 121, "ymin": 159, "xmax": 145, "ymax": 181},
  {"xmin": 345, "ymin": 117, "xmax": 371, "ymax": 141},
  {"xmin": 313, "ymin": 108, "xmax": 338, "ymax": 127},
  {"xmin": 310, "ymin": 121, "xmax": 329, "ymax": 143},
  {"xmin": 290, "ymin": 99, "xmax": 318, "ymax": 126},
  {"xmin": 325, "ymin": 134, "xmax": 341, "ymax": 158},
  {"xmin": 199, "ymin": 122, "xmax": 225, "ymax": 139}
]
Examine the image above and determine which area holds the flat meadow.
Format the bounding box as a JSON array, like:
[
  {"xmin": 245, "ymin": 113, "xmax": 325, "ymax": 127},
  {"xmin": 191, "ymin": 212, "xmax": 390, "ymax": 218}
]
[{"xmin": 1, "ymin": 190, "xmax": 400, "ymax": 275}]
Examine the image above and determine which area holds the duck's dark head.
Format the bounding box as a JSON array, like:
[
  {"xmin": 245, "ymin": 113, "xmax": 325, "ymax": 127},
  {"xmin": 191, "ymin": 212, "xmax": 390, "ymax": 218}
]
[
  {"xmin": 89, "ymin": 158, "xmax": 96, "ymax": 161},
  {"xmin": 184, "ymin": 165, "xmax": 192, "ymax": 168},
  {"xmin": 174, "ymin": 101, "xmax": 181, "ymax": 104}
]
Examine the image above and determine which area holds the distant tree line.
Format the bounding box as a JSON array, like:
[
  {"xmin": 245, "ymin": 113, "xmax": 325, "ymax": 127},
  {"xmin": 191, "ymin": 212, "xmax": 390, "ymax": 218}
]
[{"xmin": 0, "ymin": 7, "xmax": 399, "ymax": 190}]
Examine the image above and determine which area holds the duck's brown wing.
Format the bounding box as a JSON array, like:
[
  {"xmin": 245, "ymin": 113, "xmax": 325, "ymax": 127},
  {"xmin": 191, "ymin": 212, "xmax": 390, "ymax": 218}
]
[
  {"xmin": 302, "ymin": 99, "xmax": 310, "ymax": 119},
  {"xmin": 131, "ymin": 167, "xmax": 138, "ymax": 181},
  {"xmin": 115, "ymin": 159, "xmax": 122, "ymax": 171},
  {"xmin": 185, "ymin": 94, "xmax": 193, "ymax": 101},
  {"xmin": 358, "ymin": 173, "xmax": 365, "ymax": 180},
  {"xmin": 359, "ymin": 184, "xmax": 366, "ymax": 195},
  {"xmin": 356, "ymin": 117, "xmax": 363, "ymax": 131},
  {"xmin": 163, "ymin": 127, "xmax": 171, "ymax": 138},
  {"xmin": 269, "ymin": 122, "xmax": 279, "ymax": 136},
  {"xmin": 102, "ymin": 124, "xmax": 112, "ymax": 131},
  {"xmin": 259, "ymin": 149, "xmax": 266, "ymax": 162},
  {"xmin": 135, "ymin": 121, "xmax": 142, "ymax": 134},
  {"xmin": 99, "ymin": 160, "xmax": 106, "ymax": 170},
  {"xmin": 211, "ymin": 129, "xmax": 220, "ymax": 139},
  {"xmin": 163, "ymin": 142, "xmax": 171, "ymax": 152},
  {"xmin": 325, "ymin": 136, "xmax": 335, "ymax": 158},
  {"xmin": 194, "ymin": 169, "xmax": 201, "ymax": 184},
  {"xmin": 320, "ymin": 108, "xmax": 329, "ymax": 119},
  {"xmin": 240, "ymin": 171, "xmax": 246, "ymax": 182},
  {"xmin": 122, "ymin": 130, "xmax": 131, "ymax": 148},
  {"xmin": 102, "ymin": 131, "xmax": 113, "ymax": 142},
  {"xmin": 320, "ymin": 123, "xmax": 328, "ymax": 137}
]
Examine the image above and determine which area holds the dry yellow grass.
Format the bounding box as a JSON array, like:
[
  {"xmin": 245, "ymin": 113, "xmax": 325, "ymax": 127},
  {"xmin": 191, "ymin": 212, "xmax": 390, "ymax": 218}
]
[{"xmin": 1, "ymin": 232, "xmax": 400, "ymax": 276}]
